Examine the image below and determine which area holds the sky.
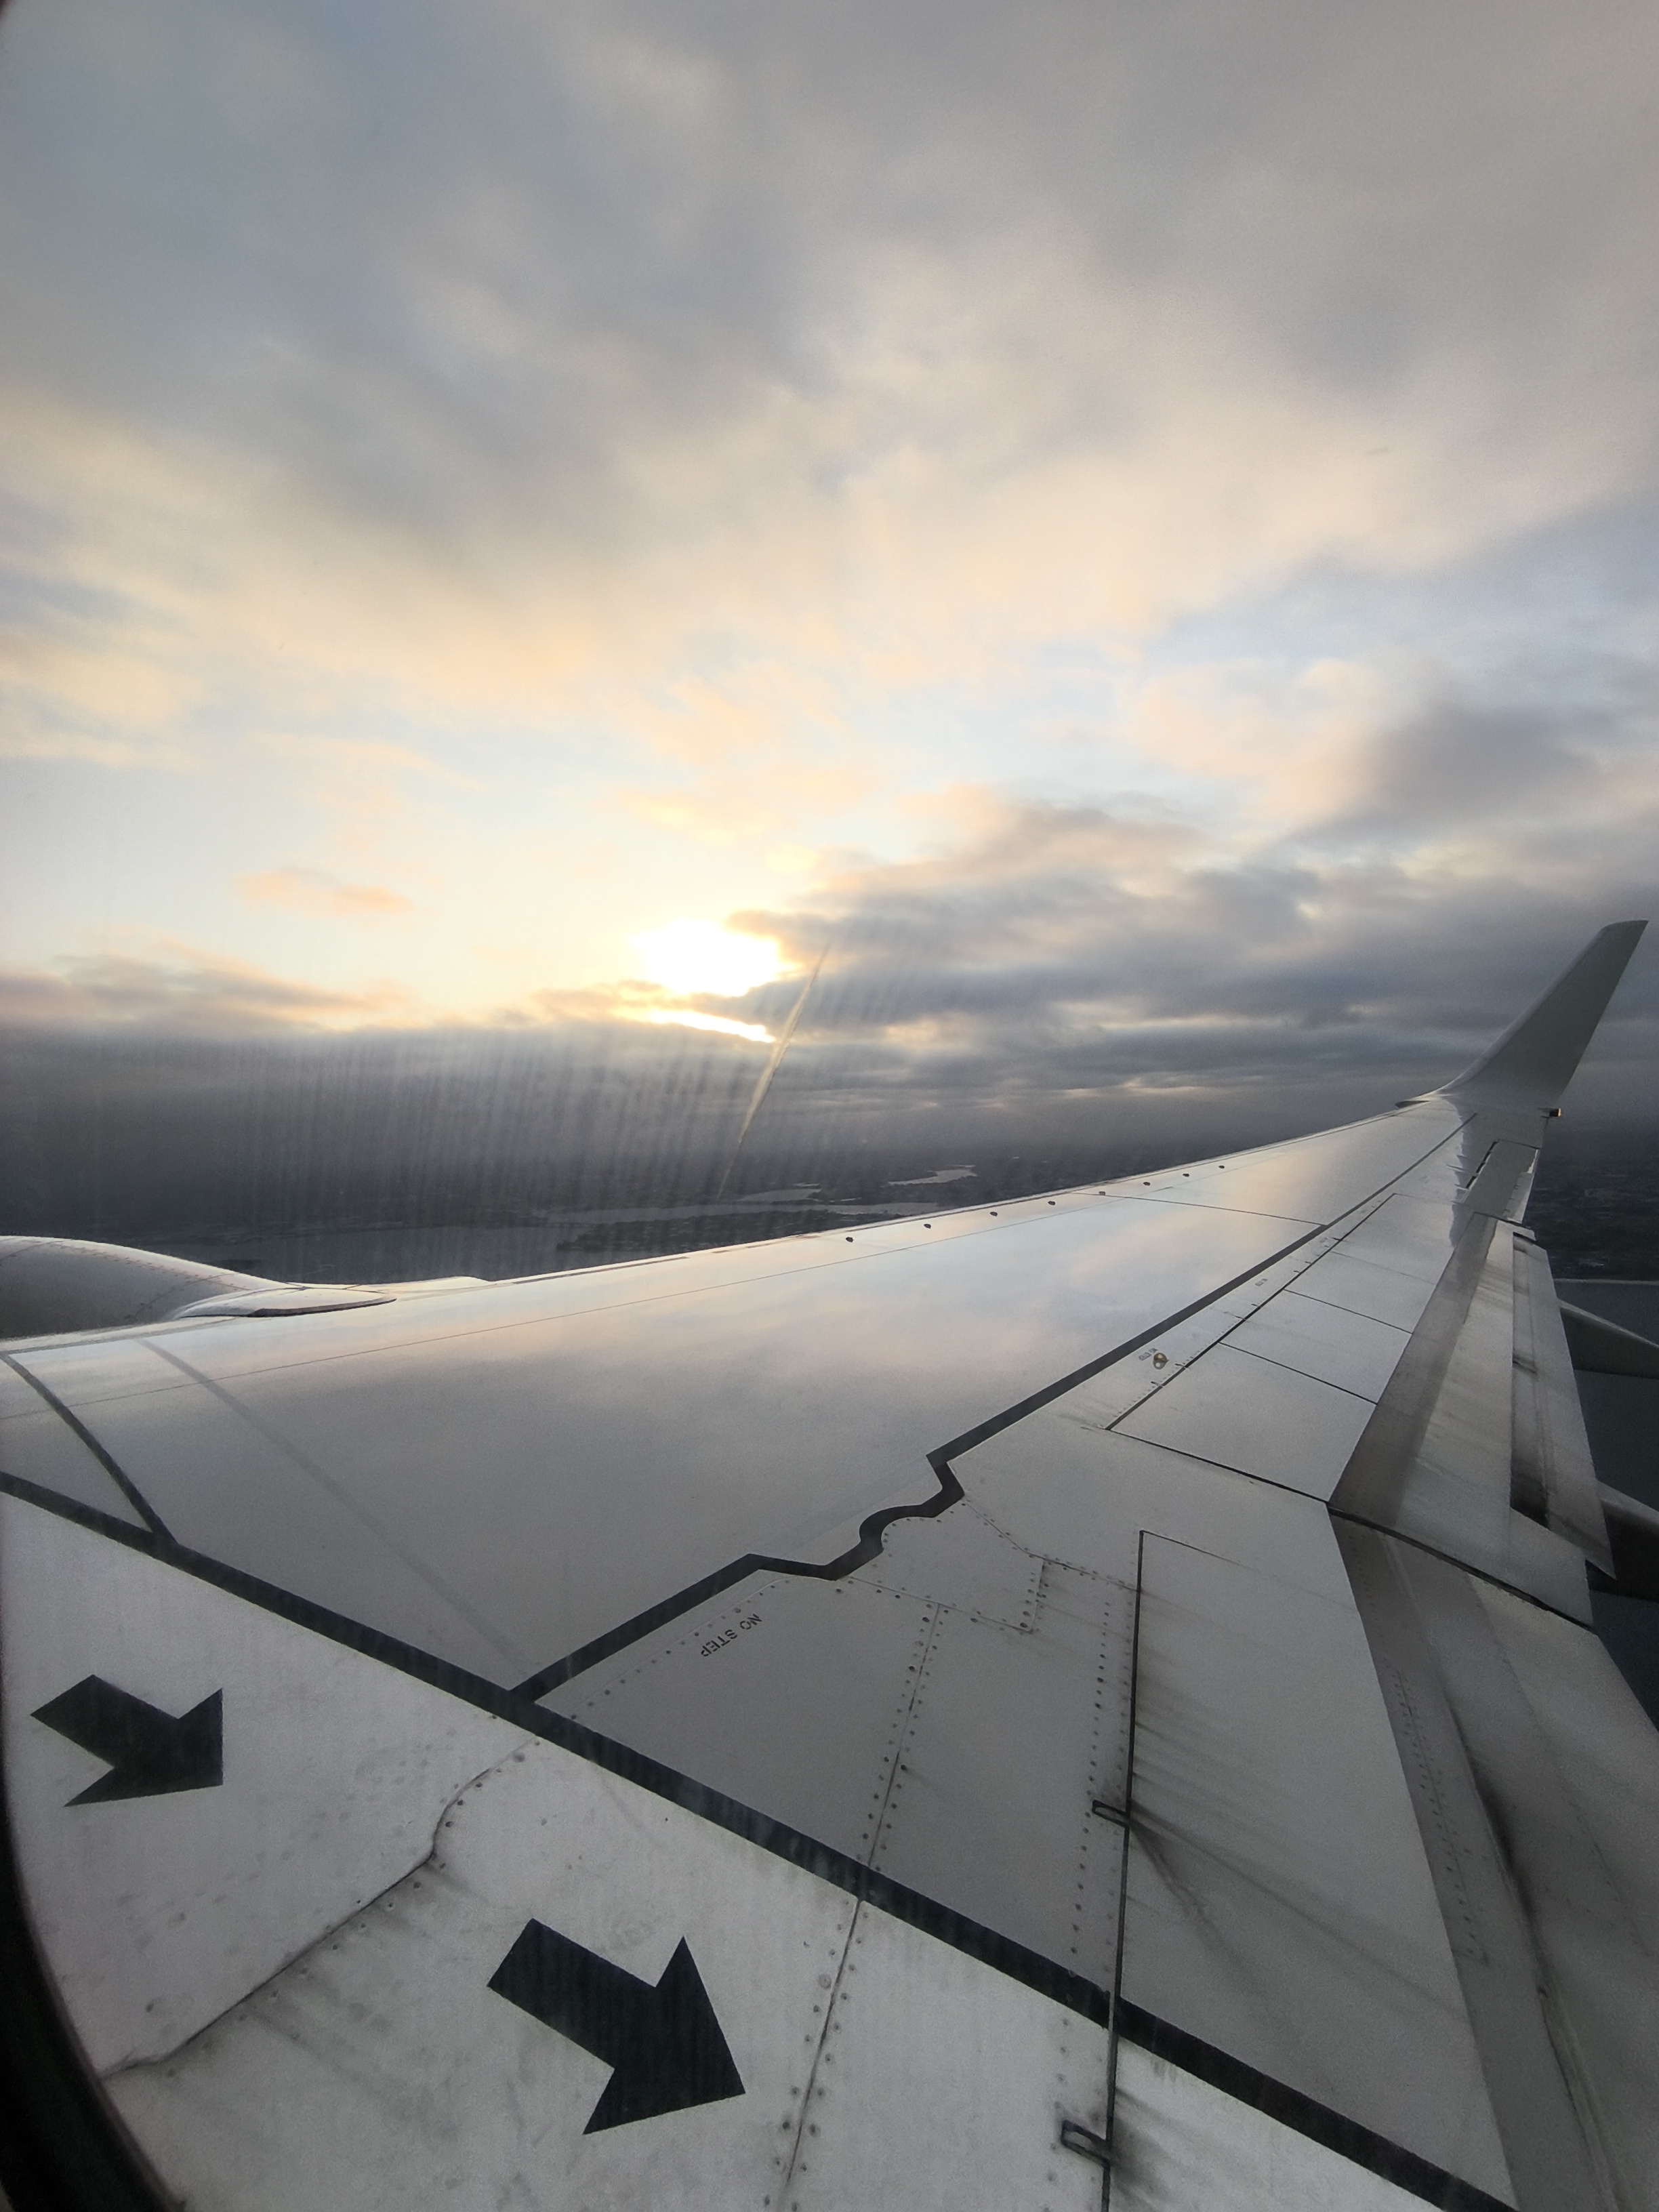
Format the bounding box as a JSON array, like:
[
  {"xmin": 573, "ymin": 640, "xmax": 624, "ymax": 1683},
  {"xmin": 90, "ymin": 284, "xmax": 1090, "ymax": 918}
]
[{"xmin": 1, "ymin": 0, "xmax": 1657, "ymax": 1142}]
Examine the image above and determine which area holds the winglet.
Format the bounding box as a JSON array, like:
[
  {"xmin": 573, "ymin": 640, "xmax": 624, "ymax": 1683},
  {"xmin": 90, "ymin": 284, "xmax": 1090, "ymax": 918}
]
[{"xmin": 1441, "ymin": 920, "xmax": 1647, "ymax": 1109}]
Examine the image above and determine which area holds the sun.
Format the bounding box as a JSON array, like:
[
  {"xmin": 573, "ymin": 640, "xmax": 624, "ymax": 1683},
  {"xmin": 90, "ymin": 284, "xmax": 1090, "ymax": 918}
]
[{"xmin": 629, "ymin": 918, "xmax": 787, "ymax": 1000}]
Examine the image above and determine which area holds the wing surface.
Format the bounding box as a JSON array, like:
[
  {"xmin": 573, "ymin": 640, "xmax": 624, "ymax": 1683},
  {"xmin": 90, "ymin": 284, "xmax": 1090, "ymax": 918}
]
[{"xmin": 1, "ymin": 923, "xmax": 1655, "ymax": 2212}]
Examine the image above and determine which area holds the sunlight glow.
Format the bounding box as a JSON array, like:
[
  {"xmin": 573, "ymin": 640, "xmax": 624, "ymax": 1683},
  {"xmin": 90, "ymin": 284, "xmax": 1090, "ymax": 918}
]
[
  {"xmin": 630, "ymin": 918, "xmax": 786, "ymax": 999},
  {"xmin": 640, "ymin": 1008, "xmax": 774, "ymax": 1042}
]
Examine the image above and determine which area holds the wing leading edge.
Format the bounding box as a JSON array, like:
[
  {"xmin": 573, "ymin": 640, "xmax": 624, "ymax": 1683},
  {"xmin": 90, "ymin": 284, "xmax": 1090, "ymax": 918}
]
[{"xmin": 0, "ymin": 923, "xmax": 1654, "ymax": 2212}]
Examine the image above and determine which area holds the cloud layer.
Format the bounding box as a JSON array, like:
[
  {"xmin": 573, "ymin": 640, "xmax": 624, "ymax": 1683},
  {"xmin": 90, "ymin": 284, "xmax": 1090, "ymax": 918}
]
[
  {"xmin": 0, "ymin": 0, "xmax": 1656, "ymax": 1129},
  {"xmin": 7, "ymin": 0, "xmax": 1658, "ymax": 744}
]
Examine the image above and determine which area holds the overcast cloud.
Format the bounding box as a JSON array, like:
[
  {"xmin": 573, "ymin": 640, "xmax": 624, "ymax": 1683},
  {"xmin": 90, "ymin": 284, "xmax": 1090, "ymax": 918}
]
[{"xmin": 0, "ymin": 0, "xmax": 1655, "ymax": 1147}]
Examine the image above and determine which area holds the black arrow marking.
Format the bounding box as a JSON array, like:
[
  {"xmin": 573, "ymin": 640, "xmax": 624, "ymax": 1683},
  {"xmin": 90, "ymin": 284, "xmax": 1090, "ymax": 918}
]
[
  {"xmin": 489, "ymin": 1920, "xmax": 743, "ymax": 2133},
  {"xmin": 32, "ymin": 1677, "xmax": 223, "ymax": 1805}
]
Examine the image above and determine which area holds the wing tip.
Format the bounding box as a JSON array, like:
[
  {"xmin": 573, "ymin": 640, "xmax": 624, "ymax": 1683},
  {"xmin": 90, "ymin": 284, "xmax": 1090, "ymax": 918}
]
[{"xmin": 1441, "ymin": 918, "xmax": 1648, "ymax": 1109}]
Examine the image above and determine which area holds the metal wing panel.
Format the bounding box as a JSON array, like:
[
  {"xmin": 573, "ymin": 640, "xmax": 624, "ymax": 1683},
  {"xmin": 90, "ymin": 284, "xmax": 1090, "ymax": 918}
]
[
  {"xmin": 541, "ymin": 1540, "xmax": 1128, "ymax": 1997},
  {"xmin": 1071, "ymin": 1121, "xmax": 1512, "ymax": 1511},
  {"xmin": 1512, "ymin": 1236, "xmax": 1614, "ymax": 1571},
  {"xmin": 1335, "ymin": 1528, "xmax": 1605, "ymax": 2212},
  {"xmin": 1469, "ymin": 1576, "xmax": 1659, "ymax": 2210},
  {"xmin": 1218, "ymin": 1288, "xmax": 1412, "ymax": 1399},
  {"xmin": 1332, "ymin": 1216, "xmax": 1597, "ymax": 1621},
  {"xmin": 1336, "ymin": 1525, "xmax": 1659, "ymax": 2212},
  {"xmin": 2, "ymin": 926, "xmax": 1652, "ymax": 2212},
  {"xmin": 1128, "ymin": 1534, "xmax": 1513, "ymax": 2199},
  {"xmin": 0, "ymin": 1359, "xmax": 150, "ymax": 1530},
  {"xmin": 1340, "ymin": 1220, "xmax": 1517, "ymax": 1555},
  {"xmin": 0, "ymin": 1496, "xmax": 533, "ymax": 2073},
  {"xmin": 951, "ymin": 1413, "xmax": 1516, "ymax": 2200},
  {"xmin": 1116, "ymin": 1340, "xmax": 1377, "ymax": 1492},
  {"xmin": 1096, "ymin": 1105, "xmax": 1465, "ymax": 1226},
  {"xmin": 3, "ymin": 1109, "xmax": 1462, "ymax": 1697},
  {"xmin": 7, "ymin": 1338, "xmax": 537, "ymax": 1683}
]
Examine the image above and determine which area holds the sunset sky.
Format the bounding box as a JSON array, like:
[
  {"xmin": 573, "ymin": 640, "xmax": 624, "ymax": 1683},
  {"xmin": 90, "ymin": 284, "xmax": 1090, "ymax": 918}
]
[{"xmin": 2, "ymin": 0, "xmax": 1656, "ymax": 1122}]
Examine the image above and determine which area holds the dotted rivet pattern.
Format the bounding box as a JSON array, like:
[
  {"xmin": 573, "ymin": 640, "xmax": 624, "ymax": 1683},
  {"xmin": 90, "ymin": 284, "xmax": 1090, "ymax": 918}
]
[
  {"xmin": 556, "ymin": 1578, "xmax": 790, "ymax": 1717},
  {"xmin": 767, "ymin": 1893, "xmax": 862, "ymax": 2210}
]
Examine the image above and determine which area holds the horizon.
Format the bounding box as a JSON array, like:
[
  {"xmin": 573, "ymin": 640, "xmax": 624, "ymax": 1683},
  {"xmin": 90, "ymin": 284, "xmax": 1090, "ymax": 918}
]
[{"xmin": 5, "ymin": 1010, "xmax": 1655, "ymax": 1284}]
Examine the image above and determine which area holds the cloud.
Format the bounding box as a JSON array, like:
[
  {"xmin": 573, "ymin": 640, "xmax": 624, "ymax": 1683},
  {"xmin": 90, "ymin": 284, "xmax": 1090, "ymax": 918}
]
[
  {"xmin": 239, "ymin": 867, "xmax": 417, "ymax": 918},
  {"xmin": 719, "ymin": 779, "xmax": 1659, "ymax": 1115},
  {"xmin": 0, "ymin": 946, "xmax": 416, "ymax": 1033},
  {"xmin": 1259, "ymin": 674, "xmax": 1659, "ymax": 915},
  {"xmin": 0, "ymin": 728, "xmax": 194, "ymax": 769},
  {"xmin": 1, "ymin": 0, "xmax": 1658, "ymax": 1113},
  {"xmin": 4, "ymin": 0, "xmax": 1657, "ymax": 783},
  {"xmin": 5, "ymin": 753, "xmax": 1654, "ymax": 1122}
]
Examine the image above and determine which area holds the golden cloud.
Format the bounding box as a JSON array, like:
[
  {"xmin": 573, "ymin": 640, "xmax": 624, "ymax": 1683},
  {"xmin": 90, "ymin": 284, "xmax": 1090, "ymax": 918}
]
[{"xmin": 239, "ymin": 867, "xmax": 417, "ymax": 918}]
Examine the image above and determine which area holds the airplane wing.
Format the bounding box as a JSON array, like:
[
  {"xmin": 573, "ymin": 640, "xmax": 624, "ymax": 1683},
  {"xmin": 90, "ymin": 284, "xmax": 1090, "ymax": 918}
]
[{"xmin": 1, "ymin": 921, "xmax": 1655, "ymax": 2212}]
